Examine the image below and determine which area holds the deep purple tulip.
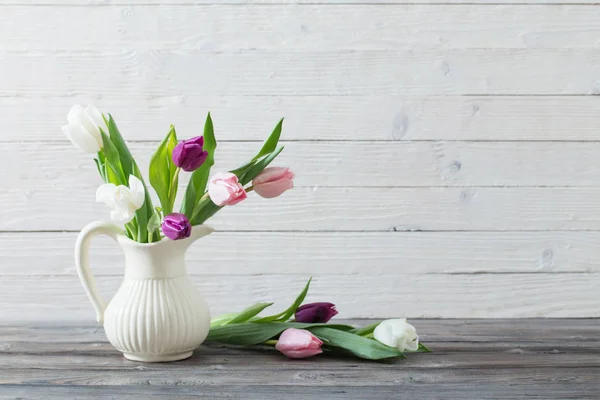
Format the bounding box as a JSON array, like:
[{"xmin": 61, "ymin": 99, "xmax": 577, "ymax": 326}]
[
  {"xmin": 295, "ymin": 302, "xmax": 338, "ymax": 323},
  {"xmin": 162, "ymin": 213, "xmax": 192, "ymax": 240},
  {"xmin": 172, "ymin": 136, "xmax": 209, "ymax": 172}
]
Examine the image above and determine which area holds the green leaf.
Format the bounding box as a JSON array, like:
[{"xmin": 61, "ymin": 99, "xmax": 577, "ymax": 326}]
[
  {"xmin": 132, "ymin": 161, "xmax": 150, "ymax": 243},
  {"xmin": 239, "ymin": 146, "xmax": 284, "ymax": 185},
  {"xmin": 94, "ymin": 158, "xmax": 104, "ymax": 182},
  {"xmin": 147, "ymin": 210, "xmax": 162, "ymax": 234},
  {"xmin": 189, "ymin": 196, "xmax": 221, "ymax": 226},
  {"xmin": 181, "ymin": 113, "xmax": 217, "ymax": 219},
  {"xmin": 227, "ymin": 302, "xmax": 274, "ymax": 325},
  {"xmin": 206, "ymin": 322, "xmax": 354, "ymax": 346},
  {"xmin": 229, "ymin": 158, "xmax": 258, "ymax": 178},
  {"xmin": 351, "ymin": 322, "xmax": 380, "ymax": 337},
  {"xmin": 308, "ymin": 327, "xmax": 405, "ymax": 360},
  {"xmin": 229, "ymin": 118, "xmax": 283, "ymax": 179},
  {"xmin": 254, "ymin": 278, "xmax": 312, "ymax": 322},
  {"xmin": 256, "ymin": 118, "xmax": 283, "ymax": 160},
  {"xmin": 104, "ymin": 114, "xmax": 135, "ymax": 179},
  {"xmin": 210, "ymin": 312, "xmax": 240, "ymax": 328},
  {"xmin": 100, "ymin": 131, "xmax": 126, "ymax": 185},
  {"xmin": 94, "ymin": 152, "xmax": 107, "ymax": 182},
  {"xmin": 416, "ymin": 343, "xmax": 431, "ymax": 353},
  {"xmin": 149, "ymin": 126, "xmax": 178, "ymax": 215}
]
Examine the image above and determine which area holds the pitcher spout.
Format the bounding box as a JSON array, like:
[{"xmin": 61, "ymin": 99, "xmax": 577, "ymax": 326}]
[{"xmin": 175, "ymin": 224, "xmax": 215, "ymax": 251}]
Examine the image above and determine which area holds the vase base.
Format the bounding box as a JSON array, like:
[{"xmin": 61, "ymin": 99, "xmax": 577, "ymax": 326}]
[{"xmin": 123, "ymin": 350, "xmax": 194, "ymax": 363}]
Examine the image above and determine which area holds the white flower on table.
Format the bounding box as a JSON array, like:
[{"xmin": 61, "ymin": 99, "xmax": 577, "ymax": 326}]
[
  {"xmin": 373, "ymin": 318, "xmax": 419, "ymax": 352},
  {"xmin": 61, "ymin": 104, "xmax": 106, "ymax": 154},
  {"xmin": 96, "ymin": 175, "xmax": 145, "ymax": 224}
]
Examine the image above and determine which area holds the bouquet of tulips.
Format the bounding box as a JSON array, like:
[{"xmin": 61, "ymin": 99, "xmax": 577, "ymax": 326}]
[
  {"xmin": 62, "ymin": 105, "xmax": 294, "ymax": 241},
  {"xmin": 207, "ymin": 279, "xmax": 430, "ymax": 360}
]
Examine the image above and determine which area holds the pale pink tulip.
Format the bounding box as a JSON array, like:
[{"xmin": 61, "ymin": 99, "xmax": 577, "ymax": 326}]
[
  {"xmin": 275, "ymin": 328, "xmax": 323, "ymax": 359},
  {"xmin": 208, "ymin": 172, "xmax": 247, "ymax": 206},
  {"xmin": 252, "ymin": 167, "xmax": 295, "ymax": 198}
]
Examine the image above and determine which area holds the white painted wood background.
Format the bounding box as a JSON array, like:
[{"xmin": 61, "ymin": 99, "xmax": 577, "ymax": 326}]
[{"xmin": 1, "ymin": 0, "xmax": 599, "ymax": 322}]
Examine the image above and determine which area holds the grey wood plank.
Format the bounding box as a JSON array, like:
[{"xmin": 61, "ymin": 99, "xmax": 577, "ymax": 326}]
[
  {"xmin": 2, "ymin": 384, "xmax": 600, "ymax": 400},
  {"xmin": 1, "ymin": 320, "xmax": 598, "ymax": 400},
  {"xmin": 4, "ymin": 350, "xmax": 600, "ymax": 371},
  {"xmin": 2, "ymin": 366, "xmax": 600, "ymax": 386}
]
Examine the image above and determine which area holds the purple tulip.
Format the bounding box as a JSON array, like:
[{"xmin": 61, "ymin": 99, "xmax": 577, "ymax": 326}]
[
  {"xmin": 162, "ymin": 213, "xmax": 192, "ymax": 240},
  {"xmin": 172, "ymin": 136, "xmax": 209, "ymax": 172},
  {"xmin": 295, "ymin": 302, "xmax": 338, "ymax": 323}
]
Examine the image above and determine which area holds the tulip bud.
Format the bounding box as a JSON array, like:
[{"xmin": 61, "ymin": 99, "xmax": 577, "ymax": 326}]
[
  {"xmin": 208, "ymin": 172, "xmax": 247, "ymax": 206},
  {"xmin": 252, "ymin": 167, "xmax": 295, "ymax": 198},
  {"xmin": 275, "ymin": 328, "xmax": 323, "ymax": 359},
  {"xmin": 172, "ymin": 136, "xmax": 209, "ymax": 172},
  {"xmin": 162, "ymin": 213, "xmax": 192, "ymax": 240},
  {"xmin": 62, "ymin": 104, "xmax": 106, "ymax": 154},
  {"xmin": 295, "ymin": 302, "xmax": 338, "ymax": 323},
  {"xmin": 373, "ymin": 319, "xmax": 419, "ymax": 352}
]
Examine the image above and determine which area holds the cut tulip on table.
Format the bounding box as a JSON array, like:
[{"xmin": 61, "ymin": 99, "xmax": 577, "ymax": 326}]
[{"xmin": 206, "ymin": 278, "xmax": 430, "ymax": 360}]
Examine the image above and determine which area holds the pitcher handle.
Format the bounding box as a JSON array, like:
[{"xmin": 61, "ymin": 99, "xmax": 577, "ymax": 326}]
[{"xmin": 75, "ymin": 221, "xmax": 123, "ymax": 324}]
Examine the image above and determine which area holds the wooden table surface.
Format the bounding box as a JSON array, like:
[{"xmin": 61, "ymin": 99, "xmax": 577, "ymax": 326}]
[{"xmin": 0, "ymin": 319, "xmax": 598, "ymax": 399}]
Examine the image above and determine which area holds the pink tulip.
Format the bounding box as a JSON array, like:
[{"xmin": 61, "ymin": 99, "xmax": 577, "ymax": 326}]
[
  {"xmin": 252, "ymin": 167, "xmax": 295, "ymax": 199},
  {"xmin": 275, "ymin": 328, "xmax": 323, "ymax": 359},
  {"xmin": 208, "ymin": 172, "xmax": 247, "ymax": 206}
]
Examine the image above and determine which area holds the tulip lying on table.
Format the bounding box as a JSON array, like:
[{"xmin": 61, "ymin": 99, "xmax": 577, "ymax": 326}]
[{"xmin": 205, "ymin": 279, "xmax": 430, "ymax": 360}]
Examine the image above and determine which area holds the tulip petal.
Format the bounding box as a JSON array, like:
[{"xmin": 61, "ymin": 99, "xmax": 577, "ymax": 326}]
[
  {"xmin": 275, "ymin": 328, "xmax": 323, "ymax": 359},
  {"xmin": 404, "ymin": 336, "xmax": 420, "ymax": 352},
  {"xmin": 373, "ymin": 322, "xmax": 398, "ymax": 348},
  {"xmin": 110, "ymin": 207, "xmax": 135, "ymax": 224},
  {"xmin": 208, "ymin": 184, "xmax": 233, "ymax": 206},
  {"xmin": 85, "ymin": 104, "xmax": 105, "ymax": 130},
  {"xmin": 63, "ymin": 123, "xmax": 101, "ymax": 154},
  {"xmin": 128, "ymin": 175, "xmax": 145, "ymax": 209},
  {"xmin": 66, "ymin": 105, "xmax": 86, "ymax": 125},
  {"xmin": 69, "ymin": 105, "xmax": 97, "ymax": 135},
  {"xmin": 253, "ymin": 167, "xmax": 293, "ymax": 185},
  {"xmin": 96, "ymin": 183, "xmax": 117, "ymax": 207},
  {"xmin": 253, "ymin": 179, "xmax": 294, "ymax": 199},
  {"xmin": 212, "ymin": 172, "xmax": 238, "ymax": 181},
  {"xmin": 373, "ymin": 319, "xmax": 420, "ymax": 352},
  {"xmin": 225, "ymin": 188, "xmax": 247, "ymax": 206}
]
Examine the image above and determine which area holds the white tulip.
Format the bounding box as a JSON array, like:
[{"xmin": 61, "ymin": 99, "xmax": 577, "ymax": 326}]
[
  {"xmin": 96, "ymin": 175, "xmax": 145, "ymax": 224},
  {"xmin": 373, "ymin": 318, "xmax": 419, "ymax": 352},
  {"xmin": 62, "ymin": 104, "xmax": 106, "ymax": 154}
]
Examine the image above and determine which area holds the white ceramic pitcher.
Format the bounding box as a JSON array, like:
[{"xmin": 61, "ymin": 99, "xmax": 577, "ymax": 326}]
[{"xmin": 75, "ymin": 221, "xmax": 213, "ymax": 362}]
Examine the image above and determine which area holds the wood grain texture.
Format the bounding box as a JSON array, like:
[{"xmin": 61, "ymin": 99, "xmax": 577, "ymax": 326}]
[
  {"xmin": 8, "ymin": 142, "xmax": 600, "ymax": 189},
  {"xmin": 6, "ymin": 187, "xmax": 600, "ymax": 231},
  {"xmin": 2, "ymin": 231, "xmax": 600, "ymax": 276},
  {"xmin": 1, "ymin": 274, "xmax": 598, "ymax": 321},
  {"xmin": 0, "ymin": 320, "xmax": 598, "ymax": 399},
  {"xmin": 2, "ymin": 384, "xmax": 598, "ymax": 400},
  {"xmin": 3, "ymin": 5, "xmax": 600, "ymax": 50},
  {"xmin": 1, "ymin": 1, "xmax": 599, "ymax": 322},
  {"xmin": 6, "ymin": 96, "xmax": 600, "ymax": 141},
  {"xmin": 3, "ymin": 49, "xmax": 600, "ymax": 96},
  {"xmin": 7, "ymin": 1, "xmax": 600, "ymax": 4}
]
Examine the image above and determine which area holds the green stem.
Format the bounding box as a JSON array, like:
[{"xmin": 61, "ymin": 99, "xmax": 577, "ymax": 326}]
[
  {"xmin": 246, "ymin": 185, "xmax": 254, "ymax": 193},
  {"xmin": 263, "ymin": 340, "xmax": 278, "ymax": 346},
  {"xmin": 189, "ymin": 192, "xmax": 210, "ymax": 223},
  {"xmin": 124, "ymin": 224, "xmax": 135, "ymax": 240},
  {"xmin": 165, "ymin": 168, "xmax": 181, "ymax": 215}
]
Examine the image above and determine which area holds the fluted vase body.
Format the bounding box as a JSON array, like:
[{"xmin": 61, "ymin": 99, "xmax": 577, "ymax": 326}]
[{"xmin": 75, "ymin": 222, "xmax": 213, "ymax": 362}]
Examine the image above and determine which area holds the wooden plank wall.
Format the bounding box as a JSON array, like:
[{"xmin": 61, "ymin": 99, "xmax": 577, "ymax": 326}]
[{"xmin": 1, "ymin": 1, "xmax": 599, "ymax": 321}]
